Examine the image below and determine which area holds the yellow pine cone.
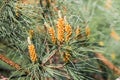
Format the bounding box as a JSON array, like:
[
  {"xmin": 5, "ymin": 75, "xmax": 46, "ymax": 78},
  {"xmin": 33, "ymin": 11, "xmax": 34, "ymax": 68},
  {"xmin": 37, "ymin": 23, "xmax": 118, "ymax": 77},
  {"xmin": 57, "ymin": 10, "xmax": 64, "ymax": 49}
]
[
  {"xmin": 48, "ymin": 27, "xmax": 56, "ymax": 44},
  {"xmin": 63, "ymin": 52, "xmax": 71, "ymax": 62},
  {"xmin": 110, "ymin": 29, "xmax": 120, "ymax": 41},
  {"xmin": 29, "ymin": 30, "xmax": 34, "ymax": 39},
  {"xmin": 105, "ymin": 0, "xmax": 112, "ymax": 9},
  {"xmin": 57, "ymin": 18, "xmax": 65, "ymax": 43},
  {"xmin": 28, "ymin": 44, "xmax": 37, "ymax": 63},
  {"xmin": 65, "ymin": 24, "xmax": 72, "ymax": 41},
  {"xmin": 85, "ymin": 25, "xmax": 90, "ymax": 37},
  {"xmin": 99, "ymin": 41, "xmax": 104, "ymax": 46},
  {"xmin": 75, "ymin": 27, "xmax": 83, "ymax": 39}
]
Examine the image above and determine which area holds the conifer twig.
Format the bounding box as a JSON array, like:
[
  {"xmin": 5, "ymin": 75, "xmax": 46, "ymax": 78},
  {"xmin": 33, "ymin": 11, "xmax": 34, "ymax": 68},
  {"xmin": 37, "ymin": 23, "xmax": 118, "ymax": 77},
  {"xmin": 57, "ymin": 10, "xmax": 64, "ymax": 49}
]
[
  {"xmin": 0, "ymin": 73, "xmax": 8, "ymax": 80},
  {"xmin": 95, "ymin": 53, "xmax": 120, "ymax": 75},
  {"xmin": 42, "ymin": 50, "xmax": 57, "ymax": 65},
  {"xmin": 0, "ymin": 54, "xmax": 21, "ymax": 70},
  {"xmin": 46, "ymin": 64, "xmax": 64, "ymax": 69}
]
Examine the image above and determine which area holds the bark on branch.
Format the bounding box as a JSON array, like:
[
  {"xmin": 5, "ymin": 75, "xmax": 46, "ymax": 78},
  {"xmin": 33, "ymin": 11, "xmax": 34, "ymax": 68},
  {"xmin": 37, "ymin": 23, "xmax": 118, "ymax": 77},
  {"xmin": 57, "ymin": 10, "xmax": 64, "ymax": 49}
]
[
  {"xmin": 95, "ymin": 53, "xmax": 120, "ymax": 75},
  {"xmin": 0, "ymin": 54, "xmax": 21, "ymax": 70}
]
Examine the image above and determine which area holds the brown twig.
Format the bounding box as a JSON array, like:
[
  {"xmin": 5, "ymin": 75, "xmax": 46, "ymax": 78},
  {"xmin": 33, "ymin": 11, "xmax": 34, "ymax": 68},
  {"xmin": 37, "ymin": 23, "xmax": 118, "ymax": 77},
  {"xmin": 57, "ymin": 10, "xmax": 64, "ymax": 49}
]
[
  {"xmin": 46, "ymin": 64, "xmax": 71, "ymax": 79},
  {"xmin": 42, "ymin": 50, "xmax": 57, "ymax": 65},
  {"xmin": 0, "ymin": 54, "xmax": 21, "ymax": 70},
  {"xmin": 0, "ymin": 73, "xmax": 8, "ymax": 80},
  {"xmin": 46, "ymin": 64, "xmax": 64, "ymax": 69},
  {"xmin": 95, "ymin": 53, "xmax": 120, "ymax": 76}
]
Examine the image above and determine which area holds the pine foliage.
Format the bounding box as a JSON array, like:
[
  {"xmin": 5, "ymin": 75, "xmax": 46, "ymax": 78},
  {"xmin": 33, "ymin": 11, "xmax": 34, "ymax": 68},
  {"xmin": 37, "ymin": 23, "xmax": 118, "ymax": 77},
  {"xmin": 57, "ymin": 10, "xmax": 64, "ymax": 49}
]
[{"xmin": 0, "ymin": 0, "xmax": 120, "ymax": 80}]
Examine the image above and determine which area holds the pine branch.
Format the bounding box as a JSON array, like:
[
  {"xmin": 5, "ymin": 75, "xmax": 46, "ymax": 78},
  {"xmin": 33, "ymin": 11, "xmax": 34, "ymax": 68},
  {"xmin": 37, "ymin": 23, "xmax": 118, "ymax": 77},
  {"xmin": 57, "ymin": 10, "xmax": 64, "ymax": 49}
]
[
  {"xmin": 95, "ymin": 53, "xmax": 120, "ymax": 76},
  {"xmin": 0, "ymin": 54, "xmax": 21, "ymax": 70}
]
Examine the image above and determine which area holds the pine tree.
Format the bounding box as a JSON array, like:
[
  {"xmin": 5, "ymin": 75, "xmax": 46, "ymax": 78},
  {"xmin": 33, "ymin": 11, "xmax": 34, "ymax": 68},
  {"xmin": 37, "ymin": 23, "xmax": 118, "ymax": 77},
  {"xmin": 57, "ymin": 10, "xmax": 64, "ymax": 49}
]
[{"xmin": 0, "ymin": 0, "xmax": 120, "ymax": 80}]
